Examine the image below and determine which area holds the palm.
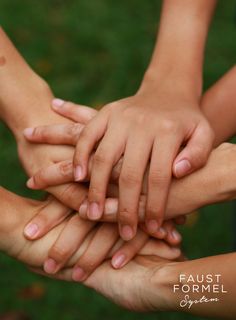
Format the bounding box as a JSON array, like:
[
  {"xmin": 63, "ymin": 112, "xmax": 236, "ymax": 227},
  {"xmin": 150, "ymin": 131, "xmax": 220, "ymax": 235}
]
[{"xmin": 85, "ymin": 255, "xmax": 171, "ymax": 311}]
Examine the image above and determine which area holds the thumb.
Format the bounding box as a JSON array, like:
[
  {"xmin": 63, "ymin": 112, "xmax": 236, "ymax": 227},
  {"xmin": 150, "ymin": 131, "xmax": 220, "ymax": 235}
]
[{"xmin": 173, "ymin": 122, "xmax": 214, "ymax": 178}]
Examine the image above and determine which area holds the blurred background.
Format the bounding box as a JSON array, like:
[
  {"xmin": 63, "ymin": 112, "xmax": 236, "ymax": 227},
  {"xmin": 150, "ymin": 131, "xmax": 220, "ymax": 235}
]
[{"xmin": 0, "ymin": 0, "xmax": 235, "ymax": 319}]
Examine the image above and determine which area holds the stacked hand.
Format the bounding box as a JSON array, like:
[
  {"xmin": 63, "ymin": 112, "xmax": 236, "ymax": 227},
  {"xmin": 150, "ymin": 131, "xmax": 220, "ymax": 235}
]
[
  {"xmin": 19, "ymin": 98, "xmax": 182, "ymax": 277},
  {"xmin": 0, "ymin": 188, "xmax": 181, "ymax": 312}
]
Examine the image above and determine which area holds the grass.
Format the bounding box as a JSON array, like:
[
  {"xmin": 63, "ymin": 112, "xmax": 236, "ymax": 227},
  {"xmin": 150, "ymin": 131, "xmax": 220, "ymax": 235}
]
[{"xmin": 0, "ymin": 0, "xmax": 235, "ymax": 319}]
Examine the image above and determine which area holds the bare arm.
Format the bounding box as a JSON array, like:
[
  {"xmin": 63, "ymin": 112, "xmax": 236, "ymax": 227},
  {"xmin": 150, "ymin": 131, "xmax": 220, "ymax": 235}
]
[
  {"xmin": 143, "ymin": 0, "xmax": 217, "ymax": 98},
  {"xmin": 201, "ymin": 66, "xmax": 236, "ymax": 146}
]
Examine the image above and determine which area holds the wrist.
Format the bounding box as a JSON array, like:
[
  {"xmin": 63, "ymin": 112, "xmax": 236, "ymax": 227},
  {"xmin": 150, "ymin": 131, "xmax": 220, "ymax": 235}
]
[
  {"xmin": 149, "ymin": 260, "xmax": 181, "ymax": 312},
  {"xmin": 140, "ymin": 66, "xmax": 202, "ymax": 101}
]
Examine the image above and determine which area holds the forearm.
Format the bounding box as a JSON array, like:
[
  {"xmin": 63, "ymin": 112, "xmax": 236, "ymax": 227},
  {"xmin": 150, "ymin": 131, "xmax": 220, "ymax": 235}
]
[
  {"xmin": 141, "ymin": 0, "xmax": 217, "ymax": 98},
  {"xmin": 201, "ymin": 66, "xmax": 236, "ymax": 146},
  {"xmin": 156, "ymin": 253, "xmax": 236, "ymax": 318},
  {"xmin": 0, "ymin": 27, "xmax": 70, "ymax": 141}
]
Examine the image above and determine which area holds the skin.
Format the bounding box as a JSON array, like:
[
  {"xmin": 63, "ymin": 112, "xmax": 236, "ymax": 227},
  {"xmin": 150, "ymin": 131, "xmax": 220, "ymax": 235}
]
[
  {"xmin": 0, "ymin": 28, "xmax": 182, "ymax": 279},
  {"xmin": 23, "ymin": 65, "xmax": 236, "ymax": 274},
  {"xmin": 22, "ymin": 68, "xmax": 236, "ymax": 317},
  {"xmin": 68, "ymin": 0, "xmax": 217, "ymax": 241},
  {"xmin": 0, "ymin": 187, "xmax": 181, "ymax": 281},
  {"xmin": 26, "ymin": 67, "xmax": 236, "ymax": 221}
]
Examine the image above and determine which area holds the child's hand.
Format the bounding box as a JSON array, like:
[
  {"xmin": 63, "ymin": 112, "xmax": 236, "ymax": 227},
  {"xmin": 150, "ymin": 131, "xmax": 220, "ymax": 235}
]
[
  {"xmin": 24, "ymin": 97, "xmax": 212, "ymax": 240},
  {"xmin": 51, "ymin": 88, "xmax": 213, "ymax": 240}
]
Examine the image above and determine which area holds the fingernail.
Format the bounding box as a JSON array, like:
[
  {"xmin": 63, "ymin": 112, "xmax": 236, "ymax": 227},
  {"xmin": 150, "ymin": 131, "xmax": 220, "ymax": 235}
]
[
  {"xmin": 52, "ymin": 98, "xmax": 65, "ymax": 108},
  {"xmin": 158, "ymin": 227, "xmax": 166, "ymax": 238},
  {"xmin": 87, "ymin": 202, "xmax": 102, "ymax": 220},
  {"xmin": 26, "ymin": 177, "xmax": 35, "ymax": 188},
  {"xmin": 112, "ymin": 254, "xmax": 126, "ymax": 269},
  {"xmin": 23, "ymin": 128, "xmax": 34, "ymax": 137},
  {"xmin": 175, "ymin": 159, "xmax": 191, "ymax": 178},
  {"xmin": 171, "ymin": 230, "xmax": 181, "ymax": 241},
  {"xmin": 44, "ymin": 258, "xmax": 58, "ymax": 274},
  {"xmin": 72, "ymin": 267, "xmax": 86, "ymax": 282},
  {"xmin": 24, "ymin": 223, "xmax": 39, "ymax": 239},
  {"xmin": 121, "ymin": 225, "xmax": 134, "ymax": 241},
  {"xmin": 146, "ymin": 219, "xmax": 159, "ymax": 234},
  {"xmin": 74, "ymin": 165, "xmax": 83, "ymax": 181},
  {"xmin": 79, "ymin": 200, "xmax": 88, "ymax": 216}
]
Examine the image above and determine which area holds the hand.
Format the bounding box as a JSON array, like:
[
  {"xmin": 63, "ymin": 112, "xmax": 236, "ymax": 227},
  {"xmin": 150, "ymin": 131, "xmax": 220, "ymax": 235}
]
[
  {"xmin": 33, "ymin": 254, "xmax": 180, "ymax": 312},
  {"xmin": 68, "ymin": 82, "xmax": 213, "ymax": 241},
  {"xmin": 14, "ymin": 90, "xmax": 96, "ymax": 238},
  {"xmin": 0, "ymin": 188, "xmax": 181, "ymax": 281},
  {"xmin": 23, "ymin": 100, "xmax": 184, "ymax": 243},
  {"xmin": 26, "ymin": 105, "xmax": 236, "ymax": 221}
]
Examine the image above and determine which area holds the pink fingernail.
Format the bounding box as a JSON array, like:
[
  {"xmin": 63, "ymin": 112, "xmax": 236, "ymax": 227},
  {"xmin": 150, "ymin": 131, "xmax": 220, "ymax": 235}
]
[
  {"xmin": 74, "ymin": 165, "xmax": 83, "ymax": 181},
  {"xmin": 158, "ymin": 227, "xmax": 167, "ymax": 238},
  {"xmin": 171, "ymin": 230, "xmax": 181, "ymax": 241},
  {"xmin": 44, "ymin": 258, "xmax": 58, "ymax": 274},
  {"xmin": 121, "ymin": 225, "xmax": 134, "ymax": 241},
  {"xmin": 79, "ymin": 200, "xmax": 88, "ymax": 216},
  {"xmin": 72, "ymin": 267, "xmax": 86, "ymax": 282},
  {"xmin": 26, "ymin": 177, "xmax": 35, "ymax": 189},
  {"xmin": 24, "ymin": 223, "xmax": 39, "ymax": 239},
  {"xmin": 23, "ymin": 128, "xmax": 34, "ymax": 137},
  {"xmin": 52, "ymin": 98, "xmax": 65, "ymax": 108},
  {"xmin": 112, "ymin": 254, "xmax": 126, "ymax": 269},
  {"xmin": 87, "ymin": 202, "xmax": 102, "ymax": 220},
  {"xmin": 175, "ymin": 159, "xmax": 191, "ymax": 178},
  {"xmin": 146, "ymin": 219, "xmax": 159, "ymax": 234}
]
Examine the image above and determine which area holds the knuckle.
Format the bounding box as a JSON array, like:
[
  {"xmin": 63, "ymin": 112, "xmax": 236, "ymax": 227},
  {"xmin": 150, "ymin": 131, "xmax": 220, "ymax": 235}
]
[
  {"xmin": 34, "ymin": 170, "xmax": 47, "ymax": 186},
  {"xmin": 58, "ymin": 161, "xmax": 73, "ymax": 176},
  {"xmin": 32, "ymin": 127, "xmax": 43, "ymax": 139},
  {"xmin": 89, "ymin": 185, "xmax": 103, "ymax": 199},
  {"xmin": 160, "ymin": 120, "xmax": 178, "ymax": 133},
  {"xmin": 119, "ymin": 208, "xmax": 135, "ymax": 224},
  {"xmin": 59, "ymin": 184, "xmax": 84, "ymax": 209},
  {"xmin": 67, "ymin": 123, "xmax": 82, "ymax": 138},
  {"xmin": 50, "ymin": 245, "xmax": 69, "ymax": 262},
  {"xmin": 119, "ymin": 169, "xmax": 142, "ymax": 186},
  {"xmin": 79, "ymin": 127, "xmax": 91, "ymax": 142},
  {"xmin": 149, "ymin": 170, "xmax": 169, "ymax": 187},
  {"xmin": 79, "ymin": 257, "xmax": 97, "ymax": 273},
  {"xmin": 93, "ymin": 150, "xmax": 108, "ymax": 166},
  {"xmin": 146, "ymin": 205, "xmax": 163, "ymax": 218}
]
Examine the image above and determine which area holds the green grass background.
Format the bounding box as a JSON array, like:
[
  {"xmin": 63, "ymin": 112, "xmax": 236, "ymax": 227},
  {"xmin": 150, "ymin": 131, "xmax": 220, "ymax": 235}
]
[{"xmin": 0, "ymin": 0, "xmax": 235, "ymax": 319}]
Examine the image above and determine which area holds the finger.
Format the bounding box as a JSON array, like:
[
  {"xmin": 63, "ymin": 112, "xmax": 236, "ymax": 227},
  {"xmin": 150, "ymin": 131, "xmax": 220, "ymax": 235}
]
[
  {"xmin": 87, "ymin": 128, "xmax": 125, "ymax": 220},
  {"xmin": 118, "ymin": 135, "xmax": 152, "ymax": 241},
  {"xmin": 79, "ymin": 196, "xmax": 147, "ymax": 223},
  {"xmin": 173, "ymin": 121, "xmax": 214, "ymax": 178},
  {"xmin": 52, "ymin": 99, "xmax": 97, "ymax": 124},
  {"xmin": 48, "ymin": 183, "xmax": 88, "ymax": 212},
  {"xmin": 174, "ymin": 215, "xmax": 187, "ymax": 225},
  {"xmin": 24, "ymin": 196, "xmax": 72, "ymax": 240},
  {"xmin": 72, "ymin": 224, "xmax": 119, "ymax": 282},
  {"xmin": 29, "ymin": 266, "xmax": 74, "ymax": 282},
  {"xmin": 139, "ymin": 223, "xmax": 167, "ymax": 239},
  {"xmin": 73, "ymin": 112, "xmax": 109, "ymax": 181},
  {"xmin": 111, "ymin": 229, "xmax": 148, "ymax": 269},
  {"xmin": 146, "ymin": 136, "xmax": 182, "ymax": 234},
  {"xmin": 43, "ymin": 215, "xmax": 95, "ymax": 274},
  {"xmin": 23, "ymin": 123, "xmax": 84, "ymax": 146},
  {"xmin": 27, "ymin": 160, "xmax": 74, "ymax": 190},
  {"xmin": 139, "ymin": 239, "xmax": 181, "ymax": 260},
  {"xmin": 163, "ymin": 221, "xmax": 182, "ymax": 246}
]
